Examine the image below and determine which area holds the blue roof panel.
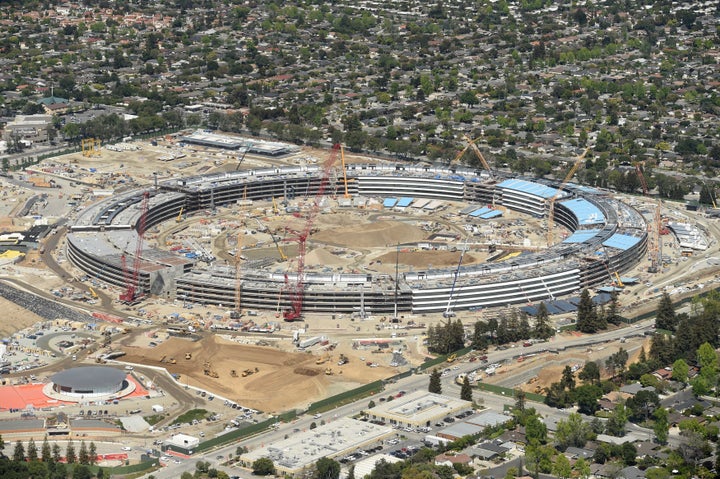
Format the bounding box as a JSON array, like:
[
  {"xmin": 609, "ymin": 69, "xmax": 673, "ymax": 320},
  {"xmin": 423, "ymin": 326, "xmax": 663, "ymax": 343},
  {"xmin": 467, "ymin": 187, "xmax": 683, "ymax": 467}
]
[
  {"xmin": 560, "ymin": 198, "xmax": 605, "ymax": 225},
  {"xmin": 469, "ymin": 207, "xmax": 491, "ymax": 217},
  {"xmin": 396, "ymin": 197, "xmax": 413, "ymax": 207},
  {"xmin": 497, "ymin": 179, "xmax": 562, "ymax": 199},
  {"xmin": 602, "ymin": 234, "xmax": 641, "ymax": 251},
  {"xmin": 563, "ymin": 229, "xmax": 601, "ymax": 244},
  {"xmin": 383, "ymin": 198, "xmax": 397, "ymax": 208},
  {"xmin": 480, "ymin": 210, "xmax": 503, "ymax": 219}
]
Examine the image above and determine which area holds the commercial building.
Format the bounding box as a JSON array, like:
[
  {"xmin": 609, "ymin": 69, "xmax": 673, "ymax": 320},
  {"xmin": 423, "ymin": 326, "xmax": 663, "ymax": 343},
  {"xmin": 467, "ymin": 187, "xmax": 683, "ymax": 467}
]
[
  {"xmin": 363, "ymin": 391, "xmax": 472, "ymax": 428},
  {"xmin": 239, "ymin": 418, "xmax": 393, "ymax": 476},
  {"xmin": 49, "ymin": 366, "xmax": 128, "ymax": 399}
]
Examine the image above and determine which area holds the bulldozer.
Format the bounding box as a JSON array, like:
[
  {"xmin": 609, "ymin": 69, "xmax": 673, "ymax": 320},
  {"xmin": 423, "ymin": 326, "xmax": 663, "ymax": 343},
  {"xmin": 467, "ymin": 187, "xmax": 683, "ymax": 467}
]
[
  {"xmin": 185, "ymin": 352, "xmax": 192, "ymax": 360},
  {"xmin": 203, "ymin": 361, "xmax": 219, "ymax": 378},
  {"xmin": 231, "ymin": 369, "xmax": 238, "ymax": 377},
  {"xmin": 170, "ymin": 357, "xmax": 177, "ymax": 364},
  {"xmin": 316, "ymin": 354, "xmax": 331, "ymax": 365},
  {"xmin": 325, "ymin": 367, "xmax": 334, "ymax": 375}
]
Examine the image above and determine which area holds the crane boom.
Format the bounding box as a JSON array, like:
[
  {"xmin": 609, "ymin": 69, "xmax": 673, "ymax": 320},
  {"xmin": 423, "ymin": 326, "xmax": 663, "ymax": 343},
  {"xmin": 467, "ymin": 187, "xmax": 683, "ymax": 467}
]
[
  {"xmin": 546, "ymin": 148, "xmax": 589, "ymax": 246},
  {"xmin": 443, "ymin": 240, "xmax": 468, "ymax": 318},
  {"xmin": 463, "ymin": 134, "xmax": 494, "ymax": 180},
  {"xmin": 283, "ymin": 144, "xmax": 341, "ymax": 321}
]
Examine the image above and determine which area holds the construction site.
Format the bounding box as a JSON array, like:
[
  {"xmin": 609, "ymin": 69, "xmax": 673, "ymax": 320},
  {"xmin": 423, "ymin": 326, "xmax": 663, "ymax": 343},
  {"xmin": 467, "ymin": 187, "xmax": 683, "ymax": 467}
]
[{"xmin": 1, "ymin": 131, "xmax": 719, "ymax": 414}]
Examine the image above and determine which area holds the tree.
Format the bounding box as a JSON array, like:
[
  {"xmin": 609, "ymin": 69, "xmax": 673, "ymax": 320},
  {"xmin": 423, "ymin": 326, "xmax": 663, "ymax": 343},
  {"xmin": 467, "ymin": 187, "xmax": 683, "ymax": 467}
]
[
  {"xmin": 576, "ymin": 289, "xmax": 601, "ymax": 333},
  {"xmin": 626, "ymin": 389, "xmax": 660, "ymax": 422},
  {"xmin": 605, "ymin": 403, "xmax": 627, "ymax": 437},
  {"xmin": 578, "ymin": 361, "xmax": 601, "ymax": 385},
  {"xmin": 560, "ymin": 365, "xmax": 576, "ymax": 391},
  {"xmin": 533, "ymin": 302, "xmax": 554, "ymax": 340},
  {"xmin": 13, "ymin": 441, "xmax": 25, "ymax": 462},
  {"xmin": 78, "ymin": 440, "xmax": 89, "ymax": 465},
  {"xmin": 252, "ymin": 457, "xmax": 275, "ymax": 476},
  {"xmin": 606, "ymin": 348, "xmax": 629, "ymax": 379},
  {"xmin": 656, "ymin": 293, "xmax": 677, "ymax": 331},
  {"xmin": 429, "ymin": 368, "xmax": 442, "ymax": 394},
  {"xmin": 89, "ymin": 442, "xmax": 97, "ymax": 466},
  {"xmin": 574, "ymin": 457, "xmax": 591, "ymax": 479},
  {"xmin": 66, "ymin": 440, "xmax": 76, "ymax": 464},
  {"xmin": 552, "ymin": 453, "xmax": 572, "ymax": 479},
  {"xmin": 26, "ymin": 438, "xmax": 37, "ymax": 462},
  {"xmin": 368, "ymin": 400, "xmax": 376, "ymax": 409},
  {"xmin": 574, "ymin": 384, "xmax": 603, "ymax": 415},
  {"xmin": 41, "ymin": 437, "xmax": 51, "ymax": 463},
  {"xmin": 52, "ymin": 443, "xmax": 61, "ymax": 462},
  {"xmin": 697, "ymin": 342, "xmax": 718, "ymax": 387},
  {"xmin": 672, "ymin": 359, "xmax": 689, "ymax": 384},
  {"xmin": 460, "ymin": 376, "xmax": 472, "ymax": 401},
  {"xmin": 314, "ymin": 457, "xmax": 341, "ymax": 479},
  {"xmin": 554, "ymin": 413, "xmax": 594, "ymax": 451},
  {"xmin": 653, "ymin": 407, "xmax": 669, "ymax": 445},
  {"xmin": 525, "ymin": 414, "xmax": 548, "ymax": 446}
]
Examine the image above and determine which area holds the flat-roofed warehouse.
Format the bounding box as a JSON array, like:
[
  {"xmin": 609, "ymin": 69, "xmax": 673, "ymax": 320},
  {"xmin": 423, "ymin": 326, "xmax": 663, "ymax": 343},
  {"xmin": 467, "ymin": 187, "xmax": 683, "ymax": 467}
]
[
  {"xmin": 363, "ymin": 391, "xmax": 473, "ymax": 428},
  {"xmin": 239, "ymin": 418, "xmax": 392, "ymax": 475}
]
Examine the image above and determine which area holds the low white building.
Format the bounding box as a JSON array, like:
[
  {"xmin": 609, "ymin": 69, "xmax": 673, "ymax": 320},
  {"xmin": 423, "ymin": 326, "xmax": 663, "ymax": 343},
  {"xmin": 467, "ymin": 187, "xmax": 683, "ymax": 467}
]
[{"xmin": 165, "ymin": 433, "xmax": 200, "ymax": 452}]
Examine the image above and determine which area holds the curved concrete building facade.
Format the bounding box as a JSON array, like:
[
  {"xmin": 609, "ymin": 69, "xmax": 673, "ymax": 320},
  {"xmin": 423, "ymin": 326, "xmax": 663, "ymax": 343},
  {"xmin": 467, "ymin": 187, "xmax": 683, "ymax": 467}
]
[
  {"xmin": 50, "ymin": 366, "xmax": 127, "ymax": 399},
  {"xmin": 66, "ymin": 163, "xmax": 648, "ymax": 316}
]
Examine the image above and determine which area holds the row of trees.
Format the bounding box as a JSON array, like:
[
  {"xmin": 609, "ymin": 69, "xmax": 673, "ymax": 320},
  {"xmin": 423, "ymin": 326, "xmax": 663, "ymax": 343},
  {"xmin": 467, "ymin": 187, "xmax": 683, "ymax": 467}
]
[{"xmin": 0, "ymin": 436, "xmax": 104, "ymax": 479}]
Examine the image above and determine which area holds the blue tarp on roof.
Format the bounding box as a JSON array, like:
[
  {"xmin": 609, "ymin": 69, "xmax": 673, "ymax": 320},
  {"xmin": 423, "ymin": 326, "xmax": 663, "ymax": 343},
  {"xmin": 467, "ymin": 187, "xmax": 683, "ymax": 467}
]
[
  {"xmin": 497, "ymin": 178, "xmax": 562, "ymax": 199},
  {"xmin": 396, "ymin": 197, "xmax": 413, "ymax": 207},
  {"xmin": 470, "ymin": 207, "xmax": 492, "ymax": 217},
  {"xmin": 480, "ymin": 210, "xmax": 503, "ymax": 219},
  {"xmin": 560, "ymin": 198, "xmax": 605, "ymax": 225},
  {"xmin": 602, "ymin": 234, "xmax": 642, "ymax": 251},
  {"xmin": 383, "ymin": 198, "xmax": 397, "ymax": 208},
  {"xmin": 563, "ymin": 229, "xmax": 601, "ymax": 244}
]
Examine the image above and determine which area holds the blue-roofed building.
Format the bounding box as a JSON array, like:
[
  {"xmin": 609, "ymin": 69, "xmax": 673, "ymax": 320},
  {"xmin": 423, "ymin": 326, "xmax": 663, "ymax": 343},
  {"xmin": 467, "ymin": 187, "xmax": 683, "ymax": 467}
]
[
  {"xmin": 396, "ymin": 197, "xmax": 413, "ymax": 208},
  {"xmin": 383, "ymin": 198, "xmax": 398, "ymax": 208},
  {"xmin": 603, "ymin": 234, "xmax": 642, "ymax": 251},
  {"xmin": 497, "ymin": 179, "xmax": 566, "ymax": 217},
  {"xmin": 559, "ymin": 198, "xmax": 605, "ymax": 226},
  {"xmin": 469, "ymin": 207, "xmax": 491, "ymax": 217}
]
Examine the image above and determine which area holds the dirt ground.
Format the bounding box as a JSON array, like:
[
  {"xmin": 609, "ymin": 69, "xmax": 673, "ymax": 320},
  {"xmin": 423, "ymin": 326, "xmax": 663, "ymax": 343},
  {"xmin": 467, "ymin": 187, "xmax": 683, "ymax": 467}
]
[{"xmin": 120, "ymin": 334, "xmax": 395, "ymax": 413}]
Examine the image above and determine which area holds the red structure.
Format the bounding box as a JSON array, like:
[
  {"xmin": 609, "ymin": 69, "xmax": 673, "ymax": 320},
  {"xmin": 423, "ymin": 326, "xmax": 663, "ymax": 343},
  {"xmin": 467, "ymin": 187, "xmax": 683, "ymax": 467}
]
[
  {"xmin": 283, "ymin": 144, "xmax": 341, "ymax": 321},
  {"xmin": 120, "ymin": 191, "xmax": 150, "ymax": 303}
]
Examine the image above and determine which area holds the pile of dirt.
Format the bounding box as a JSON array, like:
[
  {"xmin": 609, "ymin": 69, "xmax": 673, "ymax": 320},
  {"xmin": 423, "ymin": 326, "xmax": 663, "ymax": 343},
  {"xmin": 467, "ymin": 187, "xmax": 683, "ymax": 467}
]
[
  {"xmin": 305, "ymin": 247, "xmax": 350, "ymax": 267},
  {"xmin": 374, "ymin": 249, "xmax": 479, "ymax": 269},
  {"xmin": 312, "ymin": 220, "xmax": 426, "ymax": 248}
]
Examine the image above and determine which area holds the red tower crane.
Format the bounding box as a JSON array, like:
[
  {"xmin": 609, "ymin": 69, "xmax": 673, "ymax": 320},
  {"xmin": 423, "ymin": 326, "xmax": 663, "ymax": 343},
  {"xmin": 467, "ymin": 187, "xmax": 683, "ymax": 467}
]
[
  {"xmin": 282, "ymin": 144, "xmax": 341, "ymax": 321},
  {"xmin": 120, "ymin": 191, "xmax": 150, "ymax": 303}
]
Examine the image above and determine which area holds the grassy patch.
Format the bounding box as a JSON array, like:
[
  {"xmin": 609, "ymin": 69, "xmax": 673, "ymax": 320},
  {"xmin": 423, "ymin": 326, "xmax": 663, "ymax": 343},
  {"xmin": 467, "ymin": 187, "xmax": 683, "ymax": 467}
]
[
  {"xmin": 175, "ymin": 408, "xmax": 208, "ymax": 425},
  {"xmin": 143, "ymin": 414, "xmax": 165, "ymax": 425}
]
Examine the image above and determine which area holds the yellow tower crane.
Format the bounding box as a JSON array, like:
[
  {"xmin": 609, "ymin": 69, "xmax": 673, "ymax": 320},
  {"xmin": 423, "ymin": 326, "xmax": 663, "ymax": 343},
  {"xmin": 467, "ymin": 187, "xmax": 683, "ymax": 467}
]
[{"xmin": 546, "ymin": 148, "xmax": 590, "ymax": 247}]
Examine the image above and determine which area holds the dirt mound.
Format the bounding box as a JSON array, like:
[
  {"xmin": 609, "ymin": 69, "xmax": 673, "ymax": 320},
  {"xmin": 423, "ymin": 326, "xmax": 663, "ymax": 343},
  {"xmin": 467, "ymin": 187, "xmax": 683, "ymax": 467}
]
[
  {"xmin": 305, "ymin": 247, "xmax": 349, "ymax": 267},
  {"xmin": 294, "ymin": 367, "xmax": 322, "ymax": 376},
  {"xmin": 312, "ymin": 220, "xmax": 426, "ymax": 248}
]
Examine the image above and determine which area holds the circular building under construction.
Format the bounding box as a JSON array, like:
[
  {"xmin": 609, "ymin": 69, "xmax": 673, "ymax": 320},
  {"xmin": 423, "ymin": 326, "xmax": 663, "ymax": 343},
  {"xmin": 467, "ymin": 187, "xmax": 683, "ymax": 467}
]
[
  {"xmin": 48, "ymin": 366, "xmax": 129, "ymax": 400},
  {"xmin": 65, "ymin": 148, "xmax": 649, "ymax": 318}
]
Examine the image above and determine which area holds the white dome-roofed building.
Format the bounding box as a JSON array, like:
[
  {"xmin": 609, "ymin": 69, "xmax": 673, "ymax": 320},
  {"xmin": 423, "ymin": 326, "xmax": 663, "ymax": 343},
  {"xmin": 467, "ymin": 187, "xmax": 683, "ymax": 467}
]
[{"xmin": 48, "ymin": 366, "xmax": 130, "ymax": 400}]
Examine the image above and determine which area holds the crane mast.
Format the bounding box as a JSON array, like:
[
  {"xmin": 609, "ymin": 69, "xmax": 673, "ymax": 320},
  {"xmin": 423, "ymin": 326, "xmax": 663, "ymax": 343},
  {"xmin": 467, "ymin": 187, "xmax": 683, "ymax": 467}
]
[
  {"xmin": 120, "ymin": 191, "xmax": 150, "ymax": 303},
  {"xmin": 282, "ymin": 144, "xmax": 341, "ymax": 321}
]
